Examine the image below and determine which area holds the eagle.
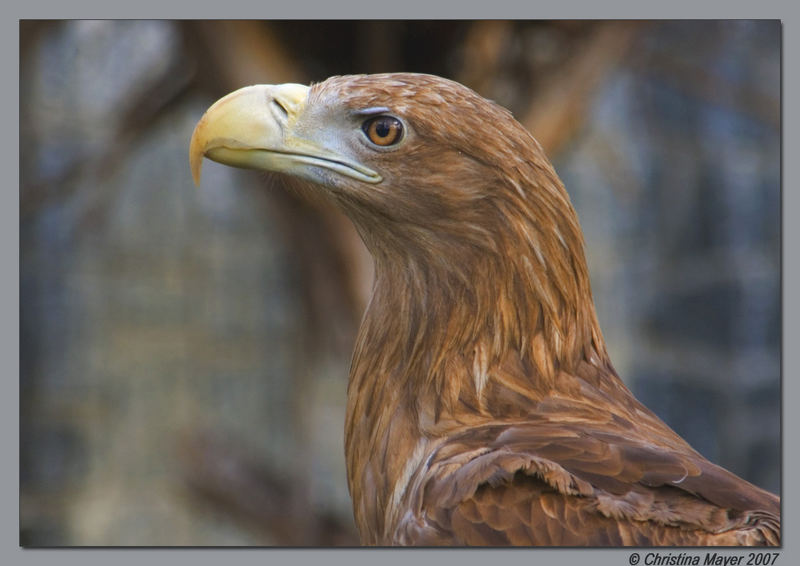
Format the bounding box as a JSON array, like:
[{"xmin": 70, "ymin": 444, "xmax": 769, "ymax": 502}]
[{"xmin": 189, "ymin": 73, "xmax": 780, "ymax": 546}]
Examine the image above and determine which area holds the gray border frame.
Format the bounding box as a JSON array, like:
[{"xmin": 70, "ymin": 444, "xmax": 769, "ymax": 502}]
[{"xmin": 7, "ymin": 2, "xmax": 795, "ymax": 564}]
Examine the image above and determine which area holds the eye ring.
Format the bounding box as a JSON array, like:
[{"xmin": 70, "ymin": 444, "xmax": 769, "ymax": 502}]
[{"xmin": 362, "ymin": 115, "xmax": 404, "ymax": 147}]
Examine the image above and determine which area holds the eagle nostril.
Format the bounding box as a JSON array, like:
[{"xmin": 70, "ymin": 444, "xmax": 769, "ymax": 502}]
[{"xmin": 272, "ymin": 98, "xmax": 289, "ymax": 119}]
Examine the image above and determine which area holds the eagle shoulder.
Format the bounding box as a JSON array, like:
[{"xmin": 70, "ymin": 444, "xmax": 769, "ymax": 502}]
[{"xmin": 393, "ymin": 421, "xmax": 780, "ymax": 546}]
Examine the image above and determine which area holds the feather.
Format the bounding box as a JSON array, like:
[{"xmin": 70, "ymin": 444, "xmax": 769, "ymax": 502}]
[{"xmin": 190, "ymin": 73, "xmax": 780, "ymax": 546}]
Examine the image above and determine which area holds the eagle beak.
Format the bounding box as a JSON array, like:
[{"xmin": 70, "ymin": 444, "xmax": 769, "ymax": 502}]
[{"xmin": 189, "ymin": 83, "xmax": 382, "ymax": 186}]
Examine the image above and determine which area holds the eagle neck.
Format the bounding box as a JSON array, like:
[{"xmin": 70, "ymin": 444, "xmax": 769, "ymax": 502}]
[
  {"xmin": 343, "ymin": 212, "xmax": 609, "ymax": 542},
  {"xmin": 342, "ymin": 167, "xmax": 612, "ymax": 542}
]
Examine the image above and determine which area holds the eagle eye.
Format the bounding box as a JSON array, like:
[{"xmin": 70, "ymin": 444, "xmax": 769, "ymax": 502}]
[{"xmin": 362, "ymin": 116, "xmax": 404, "ymax": 147}]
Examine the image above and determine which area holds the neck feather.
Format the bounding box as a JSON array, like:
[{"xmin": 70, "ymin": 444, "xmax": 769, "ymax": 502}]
[{"xmin": 342, "ymin": 172, "xmax": 610, "ymax": 539}]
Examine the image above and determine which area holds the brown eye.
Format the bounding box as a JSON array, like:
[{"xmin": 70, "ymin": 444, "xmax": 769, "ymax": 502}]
[{"xmin": 362, "ymin": 116, "xmax": 404, "ymax": 147}]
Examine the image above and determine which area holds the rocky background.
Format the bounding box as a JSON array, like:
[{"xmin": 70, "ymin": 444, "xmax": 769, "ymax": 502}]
[{"xmin": 20, "ymin": 20, "xmax": 780, "ymax": 545}]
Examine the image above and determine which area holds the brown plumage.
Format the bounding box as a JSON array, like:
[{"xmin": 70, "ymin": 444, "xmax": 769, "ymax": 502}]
[{"xmin": 189, "ymin": 73, "xmax": 780, "ymax": 546}]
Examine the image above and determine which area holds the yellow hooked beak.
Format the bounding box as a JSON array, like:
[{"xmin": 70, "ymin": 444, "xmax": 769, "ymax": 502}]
[{"xmin": 189, "ymin": 83, "xmax": 382, "ymax": 186}]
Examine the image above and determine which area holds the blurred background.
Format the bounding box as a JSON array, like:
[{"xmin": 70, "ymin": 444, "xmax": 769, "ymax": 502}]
[{"xmin": 19, "ymin": 20, "xmax": 780, "ymax": 546}]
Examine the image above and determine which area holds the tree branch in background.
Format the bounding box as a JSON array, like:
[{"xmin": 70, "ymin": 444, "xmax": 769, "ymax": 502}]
[
  {"xmin": 521, "ymin": 21, "xmax": 642, "ymax": 156},
  {"xmin": 186, "ymin": 20, "xmax": 374, "ymax": 314},
  {"xmin": 179, "ymin": 431, "xmax": 358, "ymax": 546},
  {"xmin": 181, "ymin": 21, "xmax": 368, "ymax": 545}
]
